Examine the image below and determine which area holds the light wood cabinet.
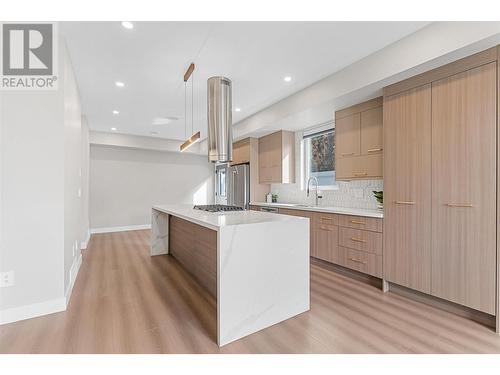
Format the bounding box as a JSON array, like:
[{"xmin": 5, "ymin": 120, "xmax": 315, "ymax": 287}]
[
  {"xmin": 383, "ymin": 84, "xmax": 432, "ymax": 294},
  {"xmin": 258, "ymin": 130, "xmax": 295, "ymax": 184},
  {"xmin": 337, "ymin": 247, "xmax": 382, "ymax": 278},
  {"xmin": 338, "ymin": 227, "xmax": 382, "ymax": 255},
  {"xmin": 335, "ymin": 97, "xmax": 383, "ymax": 180},
  {"xmin": 360, "ymin": 106, "xmax": 383, "ymax": 155},
  {"xmin": 337, "ymin": 214, "xmax": 383, "ymax": 233},
  {"xmin": 430, "ymin": 63, "xmax": 497, "ymax": 314},
  {"xmin": 253, "ymin": 205, "xmax": 384, "ymax": 279},
  {"xmin": 383, "ymin": 47, "xmax": 499, "ymax": 317},
  {"xmin": 335, "ymin": 113, "xmax": 360, "ymax": 157},
  {"xmin": 312, "ymin": 213, "xmax": 338, "ymax": 262},
  {"xmin": 230, "ymin": 138, "xmax": 250, "ymax": 166}
]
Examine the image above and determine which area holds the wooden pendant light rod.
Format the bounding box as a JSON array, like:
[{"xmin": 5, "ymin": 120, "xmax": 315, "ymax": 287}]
[{"xmin": 184, "ymin": 63, "xmax": 195, "ymax": 82}]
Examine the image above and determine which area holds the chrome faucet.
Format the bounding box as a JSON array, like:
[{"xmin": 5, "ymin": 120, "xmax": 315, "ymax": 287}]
[{"xmin": 306, "ymin": 176, "xmax": 322, "ymax": 206}]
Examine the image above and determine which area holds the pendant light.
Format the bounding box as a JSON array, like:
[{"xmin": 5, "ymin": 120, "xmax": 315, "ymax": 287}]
[{"xmin": 180, "ymin": 63, "xmax": 200, "ymax": 152}]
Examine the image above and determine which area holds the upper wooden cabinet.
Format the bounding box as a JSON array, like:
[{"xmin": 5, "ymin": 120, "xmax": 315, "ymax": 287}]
[
  {"xmin": 335, "ymin": 113, "xmax": 360, "ymax": 157},
  {"xmin": 258, "ymin": 130, "xmax": 295, "ymax": 184},
  {"xmin": 230, "ymin": 138, "xmax": 250, "ymax": 166},
  {"xmin": 335, "ymin": 97, "xmax": 383, "ymax": 180}
]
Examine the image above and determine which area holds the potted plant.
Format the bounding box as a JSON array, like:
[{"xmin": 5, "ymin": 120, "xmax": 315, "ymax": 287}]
[{"xmin": 373, "ymin": 191, "xmax": 383, "ymax": 209}]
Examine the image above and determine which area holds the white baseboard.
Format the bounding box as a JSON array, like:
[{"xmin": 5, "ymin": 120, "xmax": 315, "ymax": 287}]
[
  {"xmin": 90, "ymin": 224, "xmax": 151, "ymax": 234},
  {"xmin": 81, "ymin": 229, "xmax": 91, "ymax": 249},
  {"xmin": 65, "ymin": 253, "xmax": 82, "ymax": 305},
  {"xmin": 0, "ymin": 298, "xmax": 67, "ymax": 325},
  {"xmin": 0, "ymin": 253, "xmax": 84, "ymax": 326}
]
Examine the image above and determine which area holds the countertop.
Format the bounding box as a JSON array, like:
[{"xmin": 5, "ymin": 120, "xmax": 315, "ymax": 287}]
[
  {"xmin": 250, "ymin": 202, "xmax": 383, "ymax": 219},
  {"xmin": 153, "ymin": 204, "xmax": 308, "ymax": 231}
]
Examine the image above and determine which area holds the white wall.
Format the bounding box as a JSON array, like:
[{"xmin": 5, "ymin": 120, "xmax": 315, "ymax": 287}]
[
  {"xmin": 0, "ymin": 38, "xmax": 86, "ymax": 324},
  {"xmin": 90, "ymin": 145, "xmax": 214, "ymax": 230},
  {"xmin": 0, "ymin": 86, "xmax": 65, "ymax": 314},
  {"xmin": 63, "ymin": 44, "xmax": 84, "ymax": 298},
  {"xmin": 81, "ymin": 116, "xmax": 90, "ymax": 247}
]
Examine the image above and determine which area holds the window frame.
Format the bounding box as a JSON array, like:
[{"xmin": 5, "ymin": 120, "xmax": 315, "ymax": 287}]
[{"xmin": 301, "ymin": 124, "xmax": 338, "ymax": 191}]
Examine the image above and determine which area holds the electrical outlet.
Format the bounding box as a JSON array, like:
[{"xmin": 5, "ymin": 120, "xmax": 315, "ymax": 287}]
[
  {"xmin": 78, "ymin": 187, "xmax": 81, "ymax": 198},
  {"xmin": 75, "ymin": 240, "xmax": 79, "ymax": 256},
  {"xmin": 72, "ymin": 242, "xmax": 75, "ymax": 257},
  {"xmin": 0, "ymin": 271, "xmax": 15, "ymax": 287}
]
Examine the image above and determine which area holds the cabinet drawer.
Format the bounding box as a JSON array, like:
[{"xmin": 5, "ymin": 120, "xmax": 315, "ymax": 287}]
[
  {"xmin": 337, "ymin": 215, "xmax": 382, "ymax": 232},
  {"xmin": 313, "ymin": 212, "xmax": 338, "ymax": 227},
  {"xmin": 336, "ymin": 247, "xmax": 382, "ymax": 277},
  {"xmin": 338, "ymin": 227, "xmax": 382, "ymax": 255}
]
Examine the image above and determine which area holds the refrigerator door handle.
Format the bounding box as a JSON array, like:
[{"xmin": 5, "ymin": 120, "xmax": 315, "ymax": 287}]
[{"xmin": 231, "ymin": 169, "xmax": 238, "ymax": 206}]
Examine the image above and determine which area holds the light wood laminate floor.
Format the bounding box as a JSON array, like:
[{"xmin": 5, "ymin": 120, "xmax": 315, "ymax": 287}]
[{"xmin": 1, "ymin": 230, "xmax": 500, "ymax": 354}]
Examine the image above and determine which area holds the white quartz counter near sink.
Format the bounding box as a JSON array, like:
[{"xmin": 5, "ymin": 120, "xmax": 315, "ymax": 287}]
[{"xmin": 250, "ymin": 202, "xmax": 383, "ymax": 219}]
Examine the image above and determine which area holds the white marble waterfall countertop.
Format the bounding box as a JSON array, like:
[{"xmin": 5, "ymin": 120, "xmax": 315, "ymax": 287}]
[
  {"xmin": 152, "ymin": 204, "xmax": 308, "ymax": 231},
  {"xmin": 151, "ymin": 204, "xmax": 310, "ymax": 346},
  {"xmin": 250, "ymin": 202, "xmax": 383, "ymax": 218}
]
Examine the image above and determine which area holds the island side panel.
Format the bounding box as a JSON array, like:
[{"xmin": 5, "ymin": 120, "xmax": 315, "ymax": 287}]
[
  {"xmin": 151, "ymin": 208, "xmax": 169, "ymax": 256},
  {"xmin": 217, "ymin": 218, "xmax": 310, "ymax": 347},
  {"xmin": 169, "ymin": 216, "xmax": 218, "ymax": 298}
]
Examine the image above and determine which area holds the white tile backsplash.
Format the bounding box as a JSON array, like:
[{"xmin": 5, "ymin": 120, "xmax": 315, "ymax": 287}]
[{"xmin": 270, "ymin": 179, "xmax": 383, "ymax": 209}]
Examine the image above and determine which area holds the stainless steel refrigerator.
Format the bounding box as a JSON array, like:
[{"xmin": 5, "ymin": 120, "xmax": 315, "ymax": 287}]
[{"xmin": 215, "ymin": 163, "xmax": 250, "ymax": 208}]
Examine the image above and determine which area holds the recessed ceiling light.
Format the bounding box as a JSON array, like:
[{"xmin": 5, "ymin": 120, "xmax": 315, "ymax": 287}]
[
  {"xmin": 235, "ymin": 108, "xmax": 241, "ymax": 112},
  {"xmin": 150, "ymin": 131, "xmax": 159, "ymax": 135},
  {"xmin": 112, "ymin": 110, "xmax": 119, "ymax": 115},
  {"xmin": 121, "ymin": 21, "xmax": 134, "ymax": 30},
  {"xmin": 111, "ymin": 127, "xmax": 117, "ymax": 131},
  {"xmin": 115, "ymin": 81, "xmax": 125, "ymax": 88},
  {"xmin": 284, "ymin": 76, "xmax": 292, "ymax": 82}
]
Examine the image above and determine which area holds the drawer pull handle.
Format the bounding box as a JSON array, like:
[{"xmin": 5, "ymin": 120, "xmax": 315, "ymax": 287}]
[
  {"xmin": 395, "ymin": 200, "xmax": 415, "ymax": 205},
  {"xmin": 354, "ymin": 172, "xmax": 368, "ymax": 177},
  {"xmin": 350, "ymin": 237, "xmax": 366, "ymax": 243},
  {"xmin": 350, "ymin": 220, "xmax": 365, "ymax": 225},
  {"xmin": 367, "ymin": 148, "xmax": 383, "ymax": 153},
  {"xmin": 446, "ymin": 203, "xmax": 473, "ymax": 208},
  {"xmin": 341, "ymin": 152, "xmax": 355, "ymax": 156},
  {"xmin": 349, "ymin": 257, "xmax": 367, "ymax": 265},
  {"xmin": 319, "ymin": 225, "xmax": 331, "ymax": 231}
]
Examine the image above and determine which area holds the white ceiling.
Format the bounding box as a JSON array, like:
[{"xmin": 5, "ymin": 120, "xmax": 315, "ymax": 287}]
[{"xmin": 61, "ymin": 21, "xmax": 429, "ymax": 140}]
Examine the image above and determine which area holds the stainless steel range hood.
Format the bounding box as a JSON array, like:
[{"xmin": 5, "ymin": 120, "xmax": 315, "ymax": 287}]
[{"xmin": 207, "ymin": 76, "xmax": 232, "ymax": 163}]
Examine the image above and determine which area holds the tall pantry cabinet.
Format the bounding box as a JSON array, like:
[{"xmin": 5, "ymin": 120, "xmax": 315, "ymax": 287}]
[{"xmin": 383, "ymin": 47, "xmax": 499, "ymax": 321}]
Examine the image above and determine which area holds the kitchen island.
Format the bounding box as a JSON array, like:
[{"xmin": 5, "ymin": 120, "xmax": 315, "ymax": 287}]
[{"xmin": 151, "ymin": 204, "xmax": 310, "ymax": 347}]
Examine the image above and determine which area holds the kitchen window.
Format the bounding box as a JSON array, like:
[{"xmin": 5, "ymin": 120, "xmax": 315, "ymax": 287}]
[{"xmin": 302, "ymin": 125, "xmax": 337, "ymax": 189}]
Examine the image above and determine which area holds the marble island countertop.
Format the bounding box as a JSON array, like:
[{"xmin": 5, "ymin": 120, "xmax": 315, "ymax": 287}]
[
  {"xmin": 250, "ymin": 202, "xmax": 383, "ymax": 219},
  {"xmin": 152, "ymin": 204, "xmax": 308, "ymax": 231},
  {"xmin": 151, "ymin": 203, "xmax": 310, "ymax": 346}
]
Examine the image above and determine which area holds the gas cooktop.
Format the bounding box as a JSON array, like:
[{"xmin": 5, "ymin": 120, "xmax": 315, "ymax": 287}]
[{"xmin": 193, "ymin": 204, "xmax": 245, "ymax": 213}]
